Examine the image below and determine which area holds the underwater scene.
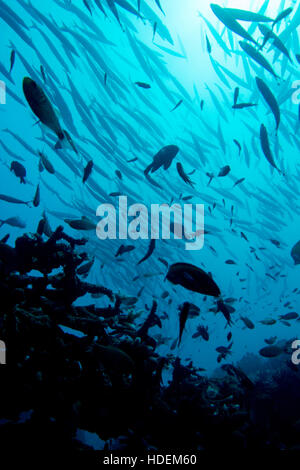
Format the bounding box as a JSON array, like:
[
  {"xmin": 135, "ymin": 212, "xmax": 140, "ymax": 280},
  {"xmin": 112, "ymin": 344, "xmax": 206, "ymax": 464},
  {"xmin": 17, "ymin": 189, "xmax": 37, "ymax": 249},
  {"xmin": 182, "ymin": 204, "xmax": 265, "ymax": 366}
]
[{"xmin": 1, "ymin": 0, "xmax": 300, "ymax": 458}]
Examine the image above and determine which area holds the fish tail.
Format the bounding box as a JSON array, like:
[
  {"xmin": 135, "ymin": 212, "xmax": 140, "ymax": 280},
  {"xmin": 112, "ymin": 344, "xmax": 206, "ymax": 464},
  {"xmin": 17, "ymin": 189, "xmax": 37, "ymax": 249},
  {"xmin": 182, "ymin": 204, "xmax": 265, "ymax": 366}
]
[
  {"xmin": 144, "ymin": 163, "xmax": 152, "ymax": 175},
  {"xmin": 0, "ymin": 221, "xmax": 4, "ymax": 227},
  {"xmin": 20, "ymin": 177, "xmax": 26, "ymax": 184}
]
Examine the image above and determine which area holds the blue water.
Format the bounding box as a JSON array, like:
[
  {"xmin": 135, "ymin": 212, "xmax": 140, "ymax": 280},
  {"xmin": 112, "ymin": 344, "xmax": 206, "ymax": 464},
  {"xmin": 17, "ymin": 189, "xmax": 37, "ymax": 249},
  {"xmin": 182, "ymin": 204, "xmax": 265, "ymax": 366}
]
[{"xmin": 0, "ymin": 0, "xmax": 300, "ymax": 374}]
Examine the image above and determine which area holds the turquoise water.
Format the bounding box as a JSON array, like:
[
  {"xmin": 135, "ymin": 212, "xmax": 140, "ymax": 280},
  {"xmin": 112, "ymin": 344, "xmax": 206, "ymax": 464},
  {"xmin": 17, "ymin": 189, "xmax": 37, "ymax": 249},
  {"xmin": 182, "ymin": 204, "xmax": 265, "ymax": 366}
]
[{"xmin": 1, "ymin": 0, "xmax": 300, "ymax": 375}]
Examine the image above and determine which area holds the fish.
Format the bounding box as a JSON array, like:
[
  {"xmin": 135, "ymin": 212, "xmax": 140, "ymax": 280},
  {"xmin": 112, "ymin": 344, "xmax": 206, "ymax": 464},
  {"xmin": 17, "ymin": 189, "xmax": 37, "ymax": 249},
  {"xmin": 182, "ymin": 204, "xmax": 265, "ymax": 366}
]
[
  {"xmin": 264, "ymin": 336, "xmax": 277, "ymax": 345},
  {"xmin": 260, "ymin": 318, "xmax": 276, "ymax": 325},
  {"xmin": 239, "ymin": 41, "xmax": 280, "ymax": 79},
  {"xmin": 64, "ymin": 216, "xmax": 96, "ymax": 231},
  {"xmin": 115, "ymin": 170, "xmax": 122, "ymax": 180},
  {"xmin": 154, "ymin": 0, "xmax": 165, "ymax": 15},
  {"xmin": 216, "ymin": 300, "xmax": 233, "ymax": 326},
  {"xmin": 166, "ymin": 263, "xmax": 221, "ymax": 297},
  {"xmin": 176, "ymin": 162, "xmax": 194, "ymax": 187},
  {"xmin": 272, "ymin": 7, "xmax": 293, "ymax": 28},
  {"xmin": 279, "ymin": 312, "xmax": 299, "ymax": 321},
  {"xmin": 23, "ymin": 77, "xmax": 65, "ymax": 146},
  {"xmin": 223, "ymin": 7, "xmax": 273, "ymax": 22},
  {"xmin": 258, "ymin": 24, "xmax": 291, "ymax": 62},
  {"xmin": 206, "ymin": 35, "xmax": 212, "ymax": 54},
  {"xmin": 211, "ymin": 4, "xmax": 258, "ymax": 45},
  {"xmin": 38, "ymin": 152, "xmax": 55, "ymax": 174},
  {"xmin": 233, "ymin": 177, "xmax": 245, "ymax": 187},
  {"xmin": 137, "ymin": 238, "xmax": 156, "ymax": 265},
  {"xmin": 115, "ymin": 244, "xmax": 135, "ymax": 257},
  {"xmin": 233, "ymin": 87, "xmax": 239, "ymax": 106},
  {"xmin": 135, "ymin": 82, "xmax": 151, "ymax": 89},
  {"xmin": 83, "ymin": 0, "xmax": 93, "ymax": 15},
  {"xmin": 259, "ymin": 345, "xmax": 284, "ymax": 358},
  {"xmin": 171, "ymin": 100, "xmax": 183, "ymax": 112},
  {"xmin": 192, "ymin": 325, "xmax": 209, "ymax": 341},
  {"xmin": 0, "ymin": 216, "xmax": 26, "ymax": 229},
  {"xmin": 218, "ymin": 165, "xmax": 231, "ymax": 177},
  {"xmin": 260, "ymin": 124, "xmax": 280, "ymax": 172},
  {"xmin": 10, "ymin": 161, "xmax": 26, "ymax": 184},
  {"xmin": 83, "ymin": 160, "xmax": 93, "ymax": 183},
  {"xmin": 144, "ymin": 145, "xmax": 179, "ymax": 174},
  {"xmin": 33, "ymin": 184, "xmax": 40, "ymax": 208},
  {"xmin": 9, "ymin": 49, "xmax": 15, "ymax": 73},
  {"xmin": 232, "ymin": 103, "xmax": 257, "ymax": 109},
  {"xmin": 178, "ymin": 302, "xmax": 190, "ymax": 346},
  {"xmin": 233, "ymin": 139, "xmax": 241, "ymax": 155},
  {"xmin": 0, "ymin": 194, "xmax": 31, "ymax": 206},
  {"xmin": 240, "ymin": 316, "xmax": 255, "ymax": 329},
  {"xmin": 291, "ymin": 240, "xmax": 300, "ymax": 265},
  {"xmin": 256, "ymin": 77, "xmax": 280, "ymax": 132},
  {"xmin": 40, "ymin": 65, "xmax": 46, "ymax": 83}
]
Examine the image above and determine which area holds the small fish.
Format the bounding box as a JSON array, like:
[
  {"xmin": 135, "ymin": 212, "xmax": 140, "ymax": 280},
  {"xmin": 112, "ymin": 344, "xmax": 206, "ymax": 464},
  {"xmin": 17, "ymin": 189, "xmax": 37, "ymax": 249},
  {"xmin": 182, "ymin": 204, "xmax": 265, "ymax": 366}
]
[
  {"xmin": 240, "ymin": 316, "xmax": 255, "ymax": 329},
  {"xmin": 83, "ymin": 160, "xmax": 93, "ymax": 183},
  {"xmin": 154, "ymin": 0, "xmax": 165, "ymax": 15},
  {"xmin": 33, "ymin": 184, "xmax": 40, "ymax": 207},
  {"xmin": 211, "ymin": 4, "xmax": 258, "ymax": 45},
  {"xmin": 0, "ymin": 194, "xmax": 31, "ymax": 206},
  {"xmin": 206, "ymin": 35, "xmax": 212, "ymax": 54},
  {"xmin": 239, "ymin": 41, "xmax": 280, "ymax": 79},
  {"xmin": 279, "ymin": 312, "xmax": 299, "ymax": 321},
  {"xmin": 192, "ymin": 325, "xmax": 209, "ymax": 341},
  {"xmin": 233, "ymin": 87, "xmax": 239, "ymax": 106},
  {"xmin": 0, "ymin": 216, "xmax": 26, "ymax": 229},
  {"xmin": 216, "ymin": 300, "xmax": 233, "ymax": 326},
  {"xmin": 137, "ymin": 238, "xmax": 156, "ymax": 265},
  {"xmin": 40, "ymin": 65, "xmax": 46, "ymax": 83},
  {"xmin": 178, "ymin": 302, "xmax": 190, "ymax": 346},
  {"xmin": 233, "ymin": 139, "xmax": 242, "ymax": 155},
  {"xmin": 176, "ymin": 162, "xmax": 194, "ymax": 187},
  {"xmin": 145, "ymin": 145, "xmax": 179, "ymax": 175},
  {"xmin": 259, "ymin": 345, "xmax": 283, "ymax": 358},
  {"xmin": 233, "ymin": 177, "xmax": 245, "ymax": 187},
  {"xmin": 115, "ymin": 170, "xmax": 122, "ymax": 180},
  {"xmin": 9, "ymin": 49, "xmax": 15, "ymax": 73},
  {"xmin": 260, "ymin": 124, "xmax": 280, "ymax": 172},
  {"xmin": 272, "ymin": 7, "xmax": 293, "ymax": 28},
  {"xmin": 291, "ymin": 240, "xmax": 300, "ymax": 265},
  {"xmin": 64, "ymin": 216, "xmax": 95, "ymax": 231},
  {"xmin": 171, "ymin": 100, "xmax": 183, "ymax": 112},
  {"xmin": 152, "ymin": 21, "xmax": 157, "ymax": 42},
  {"xmin": 260, "ymin": 318, "xmax": 276, "ymax": 325},
  {"xmin": 264, "ymin": 336, "xmax": 277, "ymax": 345},
  {"xmin": 232, "ymin": 103, "xmax": 257, "ymax": 109},
  {"xmin": 10, "ymin": 161, "xmax": 26, "ymax": 183},
  {"xmin": 218, "ymin": 165, "xmax": 231, "ymax": 177},
  {"xmin": 166, "ymin": 263, "xmax": 221, "ymax": 297},
  {"xmin": 135, "ymin": 82, "xmax": 151, "ymax": 89},
  {"xmin": 256, "ymin": 77, "xmax": 280, "ymax": 132},
  {"xmin": 83, "ymin": 0, "xmax": 93, "ymax": 15},
  {"xmin": 23, "ymin": 77, "xmax": 65, "ymax": 147},
  {"xmin": 115, "ymin": 244, "xmax": 135, "ymax": 257},
  {"xmin": 38, "ymin": 151, "xmax": 55, "ymax": 174}
]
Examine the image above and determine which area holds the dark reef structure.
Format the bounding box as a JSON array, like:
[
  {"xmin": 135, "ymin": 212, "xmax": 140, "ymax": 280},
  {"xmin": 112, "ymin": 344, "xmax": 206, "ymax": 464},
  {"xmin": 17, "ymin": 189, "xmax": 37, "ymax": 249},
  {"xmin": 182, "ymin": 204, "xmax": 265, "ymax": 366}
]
[{"xmin": 1, "ymin": 227, "xmax": 300, "ymax": 455}]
